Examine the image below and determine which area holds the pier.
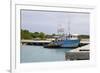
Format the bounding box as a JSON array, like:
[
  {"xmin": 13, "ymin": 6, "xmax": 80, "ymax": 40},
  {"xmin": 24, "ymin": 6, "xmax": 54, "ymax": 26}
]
[
  {"xmin": 21, "ymin": 40, "xmax": 51, "ymax": 45},
  {"xmin": 65, "ymin": 44, "xmax": 90, "ymax": 60},
  {"xmin": 21, "ymin": 39, "xmax": 89, "ymax": 46}
]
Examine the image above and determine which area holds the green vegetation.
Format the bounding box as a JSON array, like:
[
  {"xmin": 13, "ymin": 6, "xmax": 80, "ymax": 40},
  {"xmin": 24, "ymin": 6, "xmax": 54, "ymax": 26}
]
[
  {"xmin": 21, "ymin": 29, "xmax": 46, "ymax": 40},
  {"xmin": 78, "ymin": 35, "xmax": 89, "ymax": 40},
  {"xmin": 21, "ymin": 29, "xmax": 89, "ymax": 40},
  {"xmin": 21, "ymin": 29, "xmax": 33, "ymax": 39},
  {"xmin": 39, "ymin": 32, "xmax": 45, "ymax": 40},
  {"xmin": 52, "ymin": 33, "xmax": 56, "ymax": 36}
]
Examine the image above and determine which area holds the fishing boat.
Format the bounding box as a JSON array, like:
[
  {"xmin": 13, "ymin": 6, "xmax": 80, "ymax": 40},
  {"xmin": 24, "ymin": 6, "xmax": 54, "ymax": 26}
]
[
  {"xmin": 44, "ymin": 16, "xmax": 80, "ymax": 48},
  {"xmin": 44, "ymin": 34, "xmax": 80, "ymax": 48}
]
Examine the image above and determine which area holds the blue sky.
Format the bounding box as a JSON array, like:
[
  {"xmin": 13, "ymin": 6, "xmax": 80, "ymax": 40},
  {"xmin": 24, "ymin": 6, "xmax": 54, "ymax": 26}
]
[{"xmin": 21, "ymin": 10, "xmax": 89, "ymax": 35}]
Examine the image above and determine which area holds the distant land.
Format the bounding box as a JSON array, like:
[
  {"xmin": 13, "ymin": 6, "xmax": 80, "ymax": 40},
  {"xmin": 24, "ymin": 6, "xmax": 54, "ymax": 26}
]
[{"xmin": 21, "ymin": 29, "xmax": 89, "ymax": 40}]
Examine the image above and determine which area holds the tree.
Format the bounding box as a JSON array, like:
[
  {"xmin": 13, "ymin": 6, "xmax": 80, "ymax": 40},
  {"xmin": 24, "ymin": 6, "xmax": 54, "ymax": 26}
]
[
  {"xmin": 21, "ymin": 29, "xmax": 47, "ymax": 40},
  {"xmin": 33, "ymin": 32, "xmax": 39, "ymax": 38},
  {"xmin": 52, "ymin": 33, "xmax": 56, "ymax": 36},
  {"xmin": 21, "ymin": 29, "xmax": 33, "ymax": 39},
  {"xmin": 39, "ymin": 32, "xmax": 45, "ymax": 40},
  {"xmin": 78, "ymin": 35, "xmax": 89, "ymax": 40}
]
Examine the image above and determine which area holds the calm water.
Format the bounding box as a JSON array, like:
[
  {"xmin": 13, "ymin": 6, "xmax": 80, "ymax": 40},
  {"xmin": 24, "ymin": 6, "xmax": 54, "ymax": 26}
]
[{"xmin": 20, "ymin": 45, "xmax": 72, "ymax": 63}]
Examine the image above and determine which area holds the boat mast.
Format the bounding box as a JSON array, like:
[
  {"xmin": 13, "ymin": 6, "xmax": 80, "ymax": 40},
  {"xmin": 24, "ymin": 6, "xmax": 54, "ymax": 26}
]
[
  {"xmin": 68, "ymin": 15, "xmax": 71, "ymax": 37},
  {"xmin": 57, "ymin": 24, "xmax": 64, "ymax": 35}
]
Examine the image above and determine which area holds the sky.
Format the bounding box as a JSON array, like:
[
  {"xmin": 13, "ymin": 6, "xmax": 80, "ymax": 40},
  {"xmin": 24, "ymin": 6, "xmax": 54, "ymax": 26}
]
[{"xmin": 21, "ymin": 10, "xmax": 90, "ymax": 35}]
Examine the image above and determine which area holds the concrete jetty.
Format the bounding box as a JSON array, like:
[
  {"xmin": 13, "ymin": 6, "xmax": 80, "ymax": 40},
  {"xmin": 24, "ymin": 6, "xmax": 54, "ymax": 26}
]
[
  {"xmin": 21, "ymin": 40, "xmax": 51, "ymax": 43},
  {"xmin": 21, "ymin": 39, "xmax": 89, "ymax": 46},
  {"xmin": 65, "ymin": 44, "xmax": 90, "ymax": 60},
  {"xmin": 21, "ymin": 40, "xmax": 51, "ymax": 45},
  {"xmin": 70, "ymin": 44, "xmax": 90, "ymax": 52}
]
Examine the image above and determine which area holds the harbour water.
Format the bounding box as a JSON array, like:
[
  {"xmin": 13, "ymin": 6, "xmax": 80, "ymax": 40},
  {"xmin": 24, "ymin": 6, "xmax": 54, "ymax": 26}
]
[{"xmin": 20, "ymin": 45, "xmax": 72, "ymax": 63}]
